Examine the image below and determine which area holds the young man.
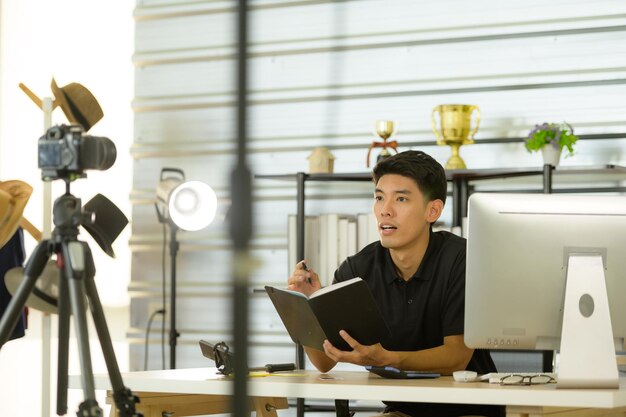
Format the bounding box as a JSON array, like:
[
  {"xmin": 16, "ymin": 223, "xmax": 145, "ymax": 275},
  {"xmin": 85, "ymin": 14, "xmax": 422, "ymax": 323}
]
[{"xmin": 287, "ymin": 150, "xmax": 503, "ymax": 417}]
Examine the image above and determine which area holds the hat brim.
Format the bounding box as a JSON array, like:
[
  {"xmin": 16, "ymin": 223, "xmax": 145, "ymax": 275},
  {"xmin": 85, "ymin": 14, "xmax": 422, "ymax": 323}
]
[
  {"xmin": 0, "ymin": 181, "xmax": 32, "ymax": 249},
  {"xmin": 51, "ymin": 78, "xmax": 78, "ymax": 126},
  {"xmin": 82, "ymin": 194, "xmax": 129, "ymax": 258},
  {"xmin": 50, "ymin": 78, "xmax": 103, "ymax": 131},
  {"xmin": 4, "ymin": 262, "xmax": 58, "ymax": 315}
]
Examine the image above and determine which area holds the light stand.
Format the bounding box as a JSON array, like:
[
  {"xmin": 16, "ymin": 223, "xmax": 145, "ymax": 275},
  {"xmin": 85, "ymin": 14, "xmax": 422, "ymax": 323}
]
[
  {"xmin": 155, "ymin": 167, "xmax": 217, "ymax": 369},
  {"xmin": 168, "ymin": 224, "xmax": 180, "ymax": 369}
]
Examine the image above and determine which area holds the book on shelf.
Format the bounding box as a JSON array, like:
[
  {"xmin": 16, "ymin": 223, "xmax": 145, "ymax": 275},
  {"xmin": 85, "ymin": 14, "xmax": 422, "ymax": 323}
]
[
  {"xmin": 265, "ymin": 277, "xmax": 391, "ymax": 351},
  {"xmin": 347, "ymin": 220, "xmax": 357, "ymax": 256},
  {"xmin": 288, "ymin": 215, "xmax": 297, "ymax": 273},
  {"xmin": 356, "ymin": 212, "xmax": 378, "ymax": 251},
  {"xmin": 287, "ymin": 215, "xmax": 321, "ymax": 275},
  {"xmin": 337, "ymin": 216, "xmax": 350, "ymax": 266},
  {"xmin": 288, "ymin": 213, "xmax": 364, "ymax": 286},
  {"xmin": 324, "ymin": 213, "xmax": 339, "ymax": 286}
]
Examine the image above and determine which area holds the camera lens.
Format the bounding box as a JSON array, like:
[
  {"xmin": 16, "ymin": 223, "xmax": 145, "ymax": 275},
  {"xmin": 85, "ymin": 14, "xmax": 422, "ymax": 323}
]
[{"xmin": 80, "ymin": 136, "xmax": 117, "ymax": 171}]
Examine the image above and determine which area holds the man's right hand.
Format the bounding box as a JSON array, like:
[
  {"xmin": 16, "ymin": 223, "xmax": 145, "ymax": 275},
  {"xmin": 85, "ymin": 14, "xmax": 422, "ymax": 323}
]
[{"xmin": 287, "ymin": 260, "xmax": 321, "ymax": 297}]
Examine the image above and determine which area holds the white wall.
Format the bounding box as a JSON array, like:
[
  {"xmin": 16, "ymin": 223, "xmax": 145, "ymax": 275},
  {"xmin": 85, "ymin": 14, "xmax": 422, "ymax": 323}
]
[
  {"xmin": 0, "ymin": 0, "xmax": 134, "ymax": 305},
  {"xmin": 0, "ymin": 1, "xmax": 134, "ymax": 415}
]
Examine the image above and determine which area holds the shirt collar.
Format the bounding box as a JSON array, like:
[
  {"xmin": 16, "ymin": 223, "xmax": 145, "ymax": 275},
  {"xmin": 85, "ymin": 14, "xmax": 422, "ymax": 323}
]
[{"xmin": 381, "ymin": 228, "xmax": 441, "ymax": 283}]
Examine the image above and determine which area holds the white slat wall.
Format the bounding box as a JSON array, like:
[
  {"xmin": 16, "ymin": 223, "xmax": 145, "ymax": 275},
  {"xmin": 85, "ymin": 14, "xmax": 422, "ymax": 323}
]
[{"xmin": 130, "ymin": 0, "xmax": 626, "ymax": 371}]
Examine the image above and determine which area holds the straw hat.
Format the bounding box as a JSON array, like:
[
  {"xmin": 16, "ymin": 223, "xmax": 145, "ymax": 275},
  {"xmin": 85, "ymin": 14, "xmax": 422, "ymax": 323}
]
[
  {"xmin": 4, "ymin": 261, "xmax": 59, "ymax": 314},
  {"xmin": 51, "ymin": 78, "xmax": 103, "ymax": 132},
  {"xmin": 0, "ymin": 181, "xmax": 33, "ymax": 249},
  {"xmin": 0, "ymin": 190, "xmax": 11, "ymax": 227}
]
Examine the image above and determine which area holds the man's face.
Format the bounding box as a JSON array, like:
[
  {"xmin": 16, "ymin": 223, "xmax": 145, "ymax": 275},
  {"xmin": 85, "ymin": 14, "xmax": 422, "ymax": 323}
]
[{"xmin": 373, "ymin": 174, "xmax": 436, "ymax": 251}]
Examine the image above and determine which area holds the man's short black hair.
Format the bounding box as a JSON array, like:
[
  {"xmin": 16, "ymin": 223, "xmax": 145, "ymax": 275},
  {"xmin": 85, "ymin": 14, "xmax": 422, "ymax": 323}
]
[{"xmin": 373, "ymin": 150, "xmax": 447, "ymax": 205}]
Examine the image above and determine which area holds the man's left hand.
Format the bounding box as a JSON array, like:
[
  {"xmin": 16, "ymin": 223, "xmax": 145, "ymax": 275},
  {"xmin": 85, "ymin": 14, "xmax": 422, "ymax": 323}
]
[{"xmin": 322, "ymin": 330, "xmax": 392, "ymax": 366}]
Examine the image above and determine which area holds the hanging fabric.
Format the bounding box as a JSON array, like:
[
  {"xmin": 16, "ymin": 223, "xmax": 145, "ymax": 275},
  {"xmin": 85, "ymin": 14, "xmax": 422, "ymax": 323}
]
[{"xmin": 0, "ymin": 228, "xmax": 27, "ymax": 340}]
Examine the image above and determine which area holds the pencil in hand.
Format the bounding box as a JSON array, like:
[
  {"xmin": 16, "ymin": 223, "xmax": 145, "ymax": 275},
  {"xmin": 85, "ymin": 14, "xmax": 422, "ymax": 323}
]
[{"xmin": 302, "ymin": 262, "xmax": 313, "ymax": 285}]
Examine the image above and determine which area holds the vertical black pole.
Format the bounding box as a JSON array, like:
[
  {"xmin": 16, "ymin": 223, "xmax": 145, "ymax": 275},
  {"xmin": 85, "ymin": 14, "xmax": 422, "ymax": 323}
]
[
  {"xmin": 295, "ymin": 173, "xmax": 306, "ymax": 417},
  {"xmin": 296, "ymin": 172, "xmax": 305, "ymax": 268},
  {"xmin": 542, "ymin": 163, "xmax": 554, "ymax": 372},
  {"xmin": 542, "ymin": 164, "xmax": 553, "ymax": 194},
  {"xmin": 232, "ymin": 1, "xmax": 252, "ymax": 417},
  {"xmin": 451, "ymin": 177, "xmax": 467, "ymax": 228},
  {"xmin": 169, "ymin": 226, "xmax": 179, "ymax": 369}
]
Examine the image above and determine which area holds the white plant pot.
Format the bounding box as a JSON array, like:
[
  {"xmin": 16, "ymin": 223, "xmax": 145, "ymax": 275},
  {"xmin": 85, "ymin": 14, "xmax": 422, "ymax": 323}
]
[{"xmin": 541, "ymin": 146, "xmax": 562, "ymax": 167}]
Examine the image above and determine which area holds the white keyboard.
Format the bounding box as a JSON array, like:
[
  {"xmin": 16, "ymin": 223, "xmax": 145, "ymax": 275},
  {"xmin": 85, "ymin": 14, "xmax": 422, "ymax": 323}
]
[{"xmin": 480, "ymin": 372, "xmax": 557, "ymax": 384}]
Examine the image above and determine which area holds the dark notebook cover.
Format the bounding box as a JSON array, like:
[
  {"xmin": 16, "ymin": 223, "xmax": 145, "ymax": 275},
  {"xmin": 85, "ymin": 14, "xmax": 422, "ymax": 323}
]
[{"xmin": 265, "ymin": 277, "xmax": 391, "ymax": 351}]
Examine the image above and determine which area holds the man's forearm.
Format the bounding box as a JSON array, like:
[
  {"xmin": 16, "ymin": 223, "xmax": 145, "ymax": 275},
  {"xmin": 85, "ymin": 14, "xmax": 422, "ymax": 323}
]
[
  {"xmin": 388, "ymin": 335, "xmax": 473, "ymax": 375},
  {"xmin": 304, "ymin": 346, "xmax": 337, "ymax": 373}
]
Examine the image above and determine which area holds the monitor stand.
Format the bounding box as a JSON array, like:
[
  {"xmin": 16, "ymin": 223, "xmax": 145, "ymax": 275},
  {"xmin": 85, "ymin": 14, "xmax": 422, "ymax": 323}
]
[{"xmin": 558, "ymin": 254, "xmax": 619, "ymax": 388}]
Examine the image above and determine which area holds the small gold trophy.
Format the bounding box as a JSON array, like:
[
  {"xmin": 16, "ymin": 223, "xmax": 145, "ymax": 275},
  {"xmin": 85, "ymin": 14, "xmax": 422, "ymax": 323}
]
[
  {"xmin": 431, "ymin": 104, "xmax": 480, "ymax": 169},
  {"xmin": 367, "ymin": 120, "xmax": 399, "ymax": 167}
]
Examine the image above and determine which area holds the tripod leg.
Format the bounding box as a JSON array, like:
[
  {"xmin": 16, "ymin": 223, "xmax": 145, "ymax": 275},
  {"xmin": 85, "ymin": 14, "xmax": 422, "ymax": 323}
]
[
  {"xmin": 57, "ymin": 265, "xmax": 71, "ymax": 415},
  {"xmin": 81, "ymin": 243, "xmax": 141, "ymax": 417},
  {"xmin": 0, "ymin": 240, "xmax": 50, "ymax": 347},
  {"xmin": 63, "ymin": 241, "xmax": 103, "ymax": 417}
]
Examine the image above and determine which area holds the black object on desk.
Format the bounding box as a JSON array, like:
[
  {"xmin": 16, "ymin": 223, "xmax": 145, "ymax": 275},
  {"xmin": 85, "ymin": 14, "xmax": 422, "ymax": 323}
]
[
  {"xmin": 366, "ymin": 366, "xmax": 440, "ymax": 379},
  {"xmin": 199, "ymin": 339, "xmax": 295, "ymax": 375}
]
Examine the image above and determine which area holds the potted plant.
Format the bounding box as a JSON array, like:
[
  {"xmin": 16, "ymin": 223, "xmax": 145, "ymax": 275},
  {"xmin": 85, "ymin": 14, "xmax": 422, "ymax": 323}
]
[{"xmin": 524, "ymin": 122, "xmax": 578, "ymax": 166}]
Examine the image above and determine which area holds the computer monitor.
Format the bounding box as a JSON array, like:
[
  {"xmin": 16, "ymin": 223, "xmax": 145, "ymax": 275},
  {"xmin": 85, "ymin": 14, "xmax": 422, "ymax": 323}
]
[{"xmin": 465, "ymin": 193, "xmax": 626, "ymax": 388}]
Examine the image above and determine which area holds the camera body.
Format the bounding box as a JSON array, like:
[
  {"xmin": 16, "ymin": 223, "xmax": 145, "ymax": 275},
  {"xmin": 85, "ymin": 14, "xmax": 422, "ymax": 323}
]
[{"xmin": 38, "ymin": 124, "xmax": 116, "ymax": 181}]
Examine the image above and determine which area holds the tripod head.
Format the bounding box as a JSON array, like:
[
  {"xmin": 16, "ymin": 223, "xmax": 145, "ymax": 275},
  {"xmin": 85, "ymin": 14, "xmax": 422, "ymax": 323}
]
[{"xmin": 52, "ymin": 193, "xmax": 90, "ymax": 240}]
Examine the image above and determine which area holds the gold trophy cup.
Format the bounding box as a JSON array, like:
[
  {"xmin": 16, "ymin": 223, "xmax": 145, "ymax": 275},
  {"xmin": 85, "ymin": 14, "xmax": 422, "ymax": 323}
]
[
  {"xmin": 375, "ymin": 120, "xmax": 395, "ymax": 141},
  {"xmin": 431, "ymin": 104, "xmax": 480, "ymax": 169},
  {"xmin": 367, "ymin": 120, "xmax": 398, "ymax": 167}
]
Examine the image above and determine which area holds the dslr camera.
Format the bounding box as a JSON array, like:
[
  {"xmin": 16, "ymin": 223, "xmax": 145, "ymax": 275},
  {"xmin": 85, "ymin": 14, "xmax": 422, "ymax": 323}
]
[{"xmin": 38, "ymin": 124, "xmax": 116, "ymax": 181}]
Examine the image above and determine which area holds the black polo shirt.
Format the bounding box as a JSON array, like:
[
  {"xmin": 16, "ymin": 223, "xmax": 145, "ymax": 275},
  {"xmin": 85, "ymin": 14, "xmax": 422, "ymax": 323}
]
[{"xmin": 333, "ymin": 230, "xmax": 504, "ymax": 417}]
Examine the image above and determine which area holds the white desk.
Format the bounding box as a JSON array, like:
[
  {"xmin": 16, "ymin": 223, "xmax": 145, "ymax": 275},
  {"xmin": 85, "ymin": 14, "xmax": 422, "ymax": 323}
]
[{"xmin": 69, "ymin": 368, "xmax": 626, "ymax": 417}]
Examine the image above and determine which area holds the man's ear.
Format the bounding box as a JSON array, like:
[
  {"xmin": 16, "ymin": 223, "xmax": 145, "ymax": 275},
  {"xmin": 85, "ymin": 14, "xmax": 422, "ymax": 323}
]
[{"xmin": 426, "ymin": 199, "xmax": 444, "ymax": 223}]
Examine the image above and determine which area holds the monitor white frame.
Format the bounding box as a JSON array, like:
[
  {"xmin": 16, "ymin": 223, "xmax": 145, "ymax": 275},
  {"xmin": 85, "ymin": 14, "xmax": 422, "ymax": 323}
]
[{"xmin": 465, "ymin": 193, "xmax": 626, "ymax": 388}]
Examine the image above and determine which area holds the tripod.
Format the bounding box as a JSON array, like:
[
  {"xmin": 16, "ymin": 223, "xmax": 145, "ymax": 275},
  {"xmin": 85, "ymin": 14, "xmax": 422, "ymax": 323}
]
[{"xmin": 0, "ymin": 190, "xmax": 141, "ymax": 417}]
